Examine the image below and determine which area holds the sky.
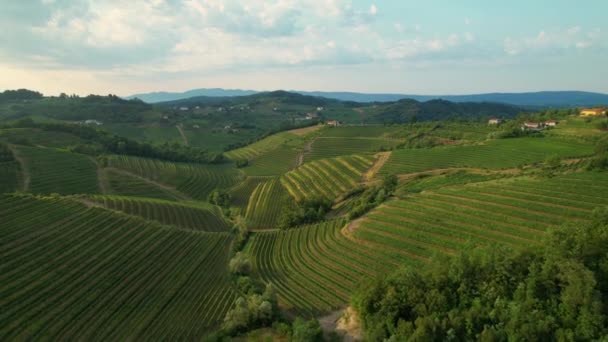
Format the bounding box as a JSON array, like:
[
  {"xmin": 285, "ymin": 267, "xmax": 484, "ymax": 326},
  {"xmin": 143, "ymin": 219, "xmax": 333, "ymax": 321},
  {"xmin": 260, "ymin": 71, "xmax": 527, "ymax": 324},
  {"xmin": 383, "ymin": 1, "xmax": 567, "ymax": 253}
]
[{"xmin": 1, "ymin": 0, "xmax": 607, "ymax": 96}]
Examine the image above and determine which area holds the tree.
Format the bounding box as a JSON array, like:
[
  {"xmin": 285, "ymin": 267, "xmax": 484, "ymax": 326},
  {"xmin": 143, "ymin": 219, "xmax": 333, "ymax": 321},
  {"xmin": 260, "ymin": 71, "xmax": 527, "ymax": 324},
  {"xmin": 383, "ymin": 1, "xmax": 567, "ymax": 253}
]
[
  {"xmin": 292, "ymin": 318, "xmax": 323, "ymax": 342},
  {"xmin": 208, "ymin": 189, "xmax": 231, "ymax": 208},
  {"xmin": 382, "ymin": 174, "xmax": 398, "ymax": 194},
  {"xmin": 223, "ymin": 297, "xmax": 249, "ymax": 332},
  {"xmin": 353, "ymin": 209, "xmax": 608, "ymax": 341},
  {"xmin": 229, "ymin": 252, "xmax": 251, "ymax": 275},
  {"xmin": 544, "ymin": 154, "xmax": 561, "ymax": 169}
]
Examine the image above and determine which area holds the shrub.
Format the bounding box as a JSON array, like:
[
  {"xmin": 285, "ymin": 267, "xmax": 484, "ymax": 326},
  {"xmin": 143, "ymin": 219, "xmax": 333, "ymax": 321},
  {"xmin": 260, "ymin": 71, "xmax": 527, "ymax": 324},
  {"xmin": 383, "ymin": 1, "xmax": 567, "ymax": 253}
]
[{"xmin": 229, "ymin": 252, "xmax": 251, "ymax": 275}]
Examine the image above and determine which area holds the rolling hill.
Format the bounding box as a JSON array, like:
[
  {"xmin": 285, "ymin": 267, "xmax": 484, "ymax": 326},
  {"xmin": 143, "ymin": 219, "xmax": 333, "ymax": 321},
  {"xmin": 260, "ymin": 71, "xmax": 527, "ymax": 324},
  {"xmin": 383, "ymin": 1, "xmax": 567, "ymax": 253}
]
[{"xmin": 129, "ymin": 88, "xmax": 608, "ymax": 107}]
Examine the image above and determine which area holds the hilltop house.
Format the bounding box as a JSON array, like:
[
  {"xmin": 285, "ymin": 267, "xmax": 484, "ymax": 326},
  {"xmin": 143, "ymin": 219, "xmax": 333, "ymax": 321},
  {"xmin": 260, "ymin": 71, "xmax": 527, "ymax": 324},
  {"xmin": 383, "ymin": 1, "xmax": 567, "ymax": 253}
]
[
  {"xmin": 306, "ymin": 112, "xmax": 319, "ymax": 120},
  {"xmin": 521, "ymin": 122, "xmax": 544, "ymax": 131},
  {"xmin": 545, "ymin": 120, "xmax": 558, "ymax": 127},
  {"xmin": 83, "ymin": 119, "xmax": 102, "ymax": 126},
  {"xmin": 488, "ymin": 118, "xmax": 503, "ymax": 125},
  {"xmin": 326, "ymin": 120, "xmax": 342, "ymax": 127},
  {"xmin": 580, "ymin": 108, "xmax": 606, "ymax": 116}
]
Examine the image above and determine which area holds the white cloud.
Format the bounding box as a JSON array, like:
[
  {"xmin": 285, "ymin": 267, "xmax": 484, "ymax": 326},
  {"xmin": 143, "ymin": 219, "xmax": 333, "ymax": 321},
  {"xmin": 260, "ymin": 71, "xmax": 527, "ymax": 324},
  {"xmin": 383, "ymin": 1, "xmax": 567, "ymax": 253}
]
[
  {"xmin": 369, "ymin": 4, "xmax": 377, "ymax": 15},
  {"xmin": 503, "ymin": 27, "xmax": 604, "ymax": 55}
]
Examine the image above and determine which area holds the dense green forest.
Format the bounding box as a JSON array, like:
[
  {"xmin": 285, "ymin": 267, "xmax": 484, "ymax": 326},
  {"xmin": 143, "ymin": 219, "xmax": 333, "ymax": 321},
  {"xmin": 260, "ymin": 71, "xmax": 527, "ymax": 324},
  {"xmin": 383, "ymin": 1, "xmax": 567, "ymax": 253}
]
[{"xmin": 354, "ymin": 209, "xmax": 608, "ymax": 340}]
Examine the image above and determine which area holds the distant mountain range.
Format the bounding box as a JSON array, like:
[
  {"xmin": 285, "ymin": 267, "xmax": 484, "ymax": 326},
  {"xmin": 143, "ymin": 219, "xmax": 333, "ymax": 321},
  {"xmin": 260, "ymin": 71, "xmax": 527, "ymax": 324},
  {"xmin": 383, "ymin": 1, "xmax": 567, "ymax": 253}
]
[{"xmin": 127, "ymin": 89, "xmax": 608, "ymax": 108}]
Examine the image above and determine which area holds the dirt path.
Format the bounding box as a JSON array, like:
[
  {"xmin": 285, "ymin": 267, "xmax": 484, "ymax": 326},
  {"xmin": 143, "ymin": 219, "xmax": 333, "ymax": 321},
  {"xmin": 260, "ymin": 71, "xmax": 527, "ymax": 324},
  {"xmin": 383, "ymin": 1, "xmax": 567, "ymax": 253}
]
[
  {"xmin": 287, "ymin": 124, "xmax": 322, "ymax": 136},
  {"xmin": 10, "ymin": 145, "xmax": 30, "ymax": 192},
  {"xmin": 86, "ymin": 156, "xmax": 110, "ymax": 194},
  {"xmin": 176, "ymin": 124, "xmax": 189, "ymax": 146},
  {"xmin": 104, "ymin": 167, "xmax": 192, "ymax": 200},
  {"xmin": 364, "ymin": 151, "xmax": 391, "ymax": 182},
  {"xmin": 397, "ymin": 167, "xmax": 521, "ymax": 182},
  {"xmin": 295, "ymin": 138, "xmax": 315, "ymax": 168},
  {"xmin": 318, "ymin": 307, "xmax": 362, "ymax": 341}
]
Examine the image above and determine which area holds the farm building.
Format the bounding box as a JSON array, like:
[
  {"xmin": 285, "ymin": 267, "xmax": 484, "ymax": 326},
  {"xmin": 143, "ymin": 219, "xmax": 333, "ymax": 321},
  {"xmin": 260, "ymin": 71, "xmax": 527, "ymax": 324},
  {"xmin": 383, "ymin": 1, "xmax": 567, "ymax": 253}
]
[
  {"xmin": 326, "ymin": 120, "xmax": 342, "ymax": 127},
  {"xmin": 580, "ymin": 108, "xmax": 606, "ymax": 116},
  {"xmin": 488, "ymin": 118, "xmax": 503, "ymax": 125},
  {"xmin": 544, "ymin": 120, "xmax": 558, "ymax": 127},
  {"xmin": 306, "ymin": 112, "xmax": 319, "ymax": 120},
  {"xmin": 83, "ymin": 119, "xmax": 102, "ymax": 126},
  {"xmin": 521, "ymin": 122, "xmax": 544, "ymax": 131}
]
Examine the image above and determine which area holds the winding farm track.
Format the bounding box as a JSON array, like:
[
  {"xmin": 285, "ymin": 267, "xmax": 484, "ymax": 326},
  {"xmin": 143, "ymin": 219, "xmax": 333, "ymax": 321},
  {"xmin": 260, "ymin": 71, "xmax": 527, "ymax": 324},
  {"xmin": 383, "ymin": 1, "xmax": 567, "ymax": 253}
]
[
  {"xmin": 295, "ymin": 138, "xmax": 316, "ymax": 167},
  {"xmin": 364, "ymin": 151, "xmax": 391, "ymax": 182},
  {"xmin": 9, "ymin": 145, "xmax": 30, "ymax": 192},
  {"xmin": 176, "ymin": 125, "xmax": 189, "ymax": 146}
]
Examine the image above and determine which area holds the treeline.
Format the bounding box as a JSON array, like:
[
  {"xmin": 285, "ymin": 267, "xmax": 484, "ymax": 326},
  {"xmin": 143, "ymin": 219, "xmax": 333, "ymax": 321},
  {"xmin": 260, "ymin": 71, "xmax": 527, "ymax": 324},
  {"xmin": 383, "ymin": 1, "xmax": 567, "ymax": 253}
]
[
  {"xmin": 8, "ymin": 119, "xmax": 225, "ymax": 164},
  {"xmin": 353, "ymin": 207, "xmax": 608, "ymax": 340},
  {"xmin": 2, "ymin": 91, "xmax": 153, "ymax": 123},
  {"xmin": 374, "ymin": 99, "xmax": 521, "ymax": 123},
  {"xmin": 0, "ymin": 89, "xmax": 43, "ymax": 101}
]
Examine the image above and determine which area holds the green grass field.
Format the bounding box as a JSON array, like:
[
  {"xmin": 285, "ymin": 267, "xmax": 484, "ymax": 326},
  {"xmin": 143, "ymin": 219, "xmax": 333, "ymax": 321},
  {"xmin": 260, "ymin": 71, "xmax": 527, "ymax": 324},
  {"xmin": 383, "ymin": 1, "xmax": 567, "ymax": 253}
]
[
  {"xmin": 16, "ymin": 146, "xmax": 99, "ymax": 195},
  {"xmin": 0, "ymin": 194, "xmax": 236, "ymax": 340},
  {"xmin": 380, "ymin": 137, "xmax": 593, "ymax": 175},
  {"xmin": 88, "ymin": 195, "xmax": 231, "ymax": 232}
]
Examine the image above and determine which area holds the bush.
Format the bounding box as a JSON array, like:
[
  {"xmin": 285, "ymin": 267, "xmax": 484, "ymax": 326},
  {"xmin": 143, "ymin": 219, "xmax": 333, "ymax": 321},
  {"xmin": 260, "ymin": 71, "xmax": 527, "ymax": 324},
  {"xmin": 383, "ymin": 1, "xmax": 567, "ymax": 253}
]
[
  {"xmin": 208, "ymin": 189, "xmax": 231, "ymax": 208},
  {"xmin": 291, "ymin": 318, "xmax": 323, "ymax": 342},
  {"xmin": 229, "ymin": 252, "xmax": 251, "ymax": 275},
  {"xmin": 235, "ymin": 159, "xmax": 249, "ymax": 168}
]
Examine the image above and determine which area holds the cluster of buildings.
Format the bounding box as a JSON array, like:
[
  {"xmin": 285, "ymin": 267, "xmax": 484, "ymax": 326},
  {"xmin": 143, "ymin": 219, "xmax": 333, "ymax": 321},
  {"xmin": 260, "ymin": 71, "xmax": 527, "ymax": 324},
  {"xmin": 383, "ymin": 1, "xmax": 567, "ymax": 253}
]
[{"xmin": 521, "ymin": 120, "xmax": 558, "ymax": 131}]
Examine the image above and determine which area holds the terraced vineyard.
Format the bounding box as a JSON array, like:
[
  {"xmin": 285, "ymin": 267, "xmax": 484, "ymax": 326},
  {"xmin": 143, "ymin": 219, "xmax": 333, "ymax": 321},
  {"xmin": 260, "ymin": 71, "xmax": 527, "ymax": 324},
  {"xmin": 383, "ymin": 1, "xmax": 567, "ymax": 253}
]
[
  {"xmin": 242, "ymin": 146, "xmax": 299, "ymax": 176},
  {"xmin": 225, "ymin": 132, "xmax": 301, "ymax": 161},
  {"xmin": 353, "ymin": 172, "xmax": 608, "ymax": 263},
  {"xmin": 16, "ymin": 146, "xmax": 98, "ymax": 195},
  {"xmin": 248, "ymin": 172, "xmax": 608, "ymax": 315},
  {"xmin": 228, "ymin": 176, "xmax": 269, "ymax": 213},
  {"xmin": 281, "ymin": 155, "xmax": 374, "ymax": 202},
  {"xmin": 0, "ymin": 128, "xmax": 85, "ymax": 148},
  {"xmin": 380, "ymin": 137, "xmax": 593, "ymax": 175},
  {"xmin": 245, "ymin": 178, "xmax": 294, "ymax": 229},
  {"xmin": 0, "ymin": 194, "xmax": 236, "ymax": 340},
  {"xmin": 307, "ymin": 137, "xmax": 403, "ymax": 161},
  {"xmin": 0, "ymin": 144, "xmax": 21, "ymax": 193},
  {"xmin": 88, "ymin": 195, "xmax": 231, "ymax": 232},
  {"xmin": 103, "ymin": 169, "xmax": 184, "ymax": 201},
  {"xmin": 105, "ymin": 155, "xmax": 242, "ymax": 200},
  {"xmin": 247, "ymin": 220, "xmax": 395, "ymax": 316}
]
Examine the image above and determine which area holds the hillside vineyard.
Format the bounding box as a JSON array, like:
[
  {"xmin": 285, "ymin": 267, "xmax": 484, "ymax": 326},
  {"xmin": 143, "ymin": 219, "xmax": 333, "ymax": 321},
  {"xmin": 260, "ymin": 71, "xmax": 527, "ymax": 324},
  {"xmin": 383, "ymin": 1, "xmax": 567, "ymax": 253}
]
[{"xmin": 1, "ymin": 102, "xmax": 608, "ymax": 339}]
